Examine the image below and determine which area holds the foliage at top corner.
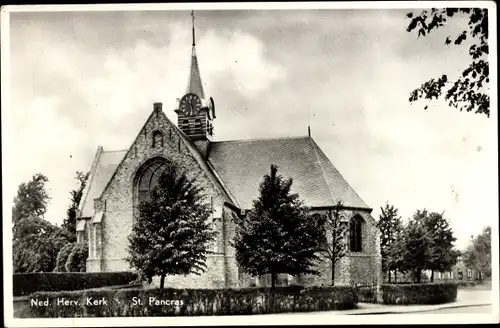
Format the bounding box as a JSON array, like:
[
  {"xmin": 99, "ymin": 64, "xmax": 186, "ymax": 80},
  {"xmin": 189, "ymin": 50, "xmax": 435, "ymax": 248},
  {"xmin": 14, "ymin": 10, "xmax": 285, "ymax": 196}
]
[{"xmin": 406, "ymin": 8, "xmax": 489, "ymax": 117}]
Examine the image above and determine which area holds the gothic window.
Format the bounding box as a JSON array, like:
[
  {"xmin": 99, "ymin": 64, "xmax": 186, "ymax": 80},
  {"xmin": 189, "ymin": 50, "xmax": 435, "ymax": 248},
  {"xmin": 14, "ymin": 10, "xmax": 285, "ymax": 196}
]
[
  {"xmin": 136, "ymin": 159, "xmax": 169, "ymax": 205},
  {"xmin": 349, "ymin": 215, "xmax": 363, "ymax": 252},
  {"xmin": 152, "ymin": 130, "xmax": 164, "ymax": 149}
]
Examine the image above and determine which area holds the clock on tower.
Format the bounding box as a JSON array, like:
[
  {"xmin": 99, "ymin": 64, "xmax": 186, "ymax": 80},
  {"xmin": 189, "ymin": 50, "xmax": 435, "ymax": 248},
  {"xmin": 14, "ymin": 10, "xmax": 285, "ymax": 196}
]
[{"xmin": 179, "ymin": 93, "xmax": 202, "ymax": 116}]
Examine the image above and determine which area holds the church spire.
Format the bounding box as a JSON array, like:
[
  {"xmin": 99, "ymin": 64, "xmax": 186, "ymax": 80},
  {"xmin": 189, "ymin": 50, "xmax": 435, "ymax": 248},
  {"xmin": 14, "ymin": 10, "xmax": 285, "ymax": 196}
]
[{"xmin": 186, "ymin": 10, "xmax": 205, "ymax": 99}]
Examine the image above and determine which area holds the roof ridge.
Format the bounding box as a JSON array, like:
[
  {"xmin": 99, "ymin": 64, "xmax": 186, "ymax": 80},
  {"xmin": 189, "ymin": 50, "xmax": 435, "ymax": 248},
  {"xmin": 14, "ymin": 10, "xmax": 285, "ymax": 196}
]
[
  {"xmin": 212, "ymin": 135, "xmax": 309, "ymax": 143},
  {"xmin": 308, "ymin": 137, "xmax": 337, "ymax": 205}
]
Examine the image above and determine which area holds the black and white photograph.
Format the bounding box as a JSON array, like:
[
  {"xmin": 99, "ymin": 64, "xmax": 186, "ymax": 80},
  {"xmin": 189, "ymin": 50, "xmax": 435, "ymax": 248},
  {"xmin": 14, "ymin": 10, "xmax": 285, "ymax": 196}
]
[{"xmin": 2, "ymin": 1, "xmax": 498, "ymax": 326}]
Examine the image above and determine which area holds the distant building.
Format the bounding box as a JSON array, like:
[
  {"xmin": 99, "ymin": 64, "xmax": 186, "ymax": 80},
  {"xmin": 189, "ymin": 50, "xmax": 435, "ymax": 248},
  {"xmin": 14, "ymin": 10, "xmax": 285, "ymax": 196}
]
[
  {"xmin": 75, "ymin": 12, "xmax": 381, "ymax": 288},
  {"xmin": 424, "ymin": 256, "xmax": 484, "ymax": 282}
]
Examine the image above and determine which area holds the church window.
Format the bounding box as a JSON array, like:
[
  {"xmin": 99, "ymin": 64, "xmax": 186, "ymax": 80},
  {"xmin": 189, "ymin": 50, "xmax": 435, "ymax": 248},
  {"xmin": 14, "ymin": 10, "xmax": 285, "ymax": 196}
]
[
  {"xmin": 152, "ymin": 130, "xmax": 164, "ymax": 148},
  {"xmin": 349, "ymin": 215, "xmax": 363, "ymax": 252},
  {"xmin": 182, "ymin": 120, "xmax": 190, "ymax": 130},
  {"xmin": 137, "ymin": 159, "xmax": 169, "ymax": 205}
]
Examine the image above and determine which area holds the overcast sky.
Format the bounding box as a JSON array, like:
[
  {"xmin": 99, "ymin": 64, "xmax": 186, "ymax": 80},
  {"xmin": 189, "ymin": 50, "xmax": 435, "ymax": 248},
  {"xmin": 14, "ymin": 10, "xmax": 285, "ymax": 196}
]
[{"xmin": 4, "ymin": 4, "xmax": 497, "ymax": 250}]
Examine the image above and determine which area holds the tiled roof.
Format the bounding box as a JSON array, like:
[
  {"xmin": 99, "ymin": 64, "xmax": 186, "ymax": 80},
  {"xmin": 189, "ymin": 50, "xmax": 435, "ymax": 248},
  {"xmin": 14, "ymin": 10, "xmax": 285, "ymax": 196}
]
[
  {"xmin": 207, "ymin": 136, "xmax": 369, "ymax": 210},
  {"xmin": 78, "ymin": 135, "xmax": 369, "ymax": 218},
  {"xmin": 79, "ymin": 149, "xmax": 126, "ymax": 218}
]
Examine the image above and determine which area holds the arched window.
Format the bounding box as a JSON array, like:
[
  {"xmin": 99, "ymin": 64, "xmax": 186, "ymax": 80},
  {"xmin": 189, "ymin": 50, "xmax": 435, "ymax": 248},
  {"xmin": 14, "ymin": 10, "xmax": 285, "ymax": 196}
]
[
  {"xmin": 136, "ymin": 158, "xmax": 169, "ymax": 205},
  {"xmin": 182, "ymin": 120, "xmax": 190, "ymax": 131},
  {"xmin": 152, "ymin": 130, "xmax": 164, "ymax": 149},
  {"xmin": 349, "ymin": 215, "xmax": 363, "ymax": 252}
]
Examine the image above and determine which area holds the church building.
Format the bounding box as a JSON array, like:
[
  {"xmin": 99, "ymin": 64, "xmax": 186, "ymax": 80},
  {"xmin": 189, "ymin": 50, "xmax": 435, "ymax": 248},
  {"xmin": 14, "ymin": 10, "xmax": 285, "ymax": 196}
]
[{"xmin": 76, "ymin": 12, "xmax": 381, "ymax": 288}]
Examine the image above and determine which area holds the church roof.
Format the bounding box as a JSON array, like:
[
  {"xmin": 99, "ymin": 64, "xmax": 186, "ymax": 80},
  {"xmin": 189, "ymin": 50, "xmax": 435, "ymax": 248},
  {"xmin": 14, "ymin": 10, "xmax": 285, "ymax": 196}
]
[
  {"xmin": 78, "ymin": 134, "xmax": 369, "ymax": 218},
  {"xmin": 79, "ymin": 149, "xmax": 126, "ymax": 218},
  {"xmin": 207, "ymin": 136, "xmax": 369, "ymax": 210}
]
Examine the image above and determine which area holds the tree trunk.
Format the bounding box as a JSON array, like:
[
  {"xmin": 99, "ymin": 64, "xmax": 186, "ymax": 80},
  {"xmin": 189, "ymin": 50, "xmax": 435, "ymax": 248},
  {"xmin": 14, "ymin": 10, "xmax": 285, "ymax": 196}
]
[
  {"xmin": 160, "ymin": 274, "xmax": 165, "ymax": 289},
  {"xmin": 416, "ymin": 269, "xmax": 421, "ymax": 283},
  {"xmin": 395, "ymin": 271, "xmax": 397, "ymax": 282},
  {"xmin": 388, "ymin": 271, "xmax": 391, "ymax": 283},
  {"xmin": 431, "ymin": 270, "xmax": 434, "ymax": 282},
  {"xmin": 271, "ymin": 272, "xmax": 277, "ymax": 289},
  {"xmin": 331, "ymin": 260, "xmax": 335, "ymax": 286}
]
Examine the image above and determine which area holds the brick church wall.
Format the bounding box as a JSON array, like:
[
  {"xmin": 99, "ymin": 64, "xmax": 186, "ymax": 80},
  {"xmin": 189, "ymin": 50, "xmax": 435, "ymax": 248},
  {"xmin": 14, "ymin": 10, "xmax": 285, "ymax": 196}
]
[{"xmin": 93, "ymin": 107, "xmax": 231, "ymax": 288}]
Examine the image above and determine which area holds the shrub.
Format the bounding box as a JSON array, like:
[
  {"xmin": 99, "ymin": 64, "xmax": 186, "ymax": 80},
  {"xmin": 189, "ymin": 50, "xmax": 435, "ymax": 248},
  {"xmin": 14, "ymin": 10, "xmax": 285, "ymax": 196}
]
[
  {"xmin": 13, "ymin": 271, "xmax": 138, "ymax": 297},
  {"xmin": 381, "ymin": 282, "xmax": 457, "ymax": 305},
  {"xmin": 54, "ymin": 242, "xmax": 76, "ymax": 272},
  {"xmin": 357, "ymin": 287, "xmax": 378, "ymax": 303},
  {"xmin": 458, "ymin": 281, "xmax": 477, "ymax": 288},
  {"xmin": 19, "ymin": 285, "xmax": 357, "ymax": 317},
  {"xmin": 65, "ymin": 243, "xmax": 88, "ymax": 272}
]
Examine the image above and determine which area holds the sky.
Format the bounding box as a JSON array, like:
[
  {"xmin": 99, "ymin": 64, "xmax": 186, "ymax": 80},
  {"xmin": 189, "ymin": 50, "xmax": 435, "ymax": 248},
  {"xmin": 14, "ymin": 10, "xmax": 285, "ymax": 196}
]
[{"xmin": 3, "ymin": 4, "xmax": 497, "ymax": 250}]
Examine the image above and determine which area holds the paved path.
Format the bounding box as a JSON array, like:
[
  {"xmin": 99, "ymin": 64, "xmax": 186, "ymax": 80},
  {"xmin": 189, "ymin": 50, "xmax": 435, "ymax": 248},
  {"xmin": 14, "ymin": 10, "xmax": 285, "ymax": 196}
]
[{"xmin": 264, "ymin": 287, "xmax": 493, "ymax": 316}]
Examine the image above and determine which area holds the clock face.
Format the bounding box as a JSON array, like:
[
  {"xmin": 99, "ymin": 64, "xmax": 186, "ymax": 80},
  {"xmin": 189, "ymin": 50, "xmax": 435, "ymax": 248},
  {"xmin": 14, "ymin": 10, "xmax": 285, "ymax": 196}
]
[{"xmin": 179, "ymin": 93, "xmax": 202, "ymax": 116}]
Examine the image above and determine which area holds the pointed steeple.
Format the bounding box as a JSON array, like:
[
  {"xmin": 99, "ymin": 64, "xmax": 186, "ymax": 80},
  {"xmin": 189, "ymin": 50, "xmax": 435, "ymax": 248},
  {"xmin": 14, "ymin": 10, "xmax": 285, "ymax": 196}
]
[{"xmin": 186, "ymin": 10, "xmax": 205, "ymax": 99}]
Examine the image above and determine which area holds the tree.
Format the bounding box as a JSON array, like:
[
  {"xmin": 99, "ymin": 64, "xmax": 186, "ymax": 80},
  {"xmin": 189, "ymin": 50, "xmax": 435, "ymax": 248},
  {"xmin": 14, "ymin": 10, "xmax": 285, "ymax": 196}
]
[
  {"xmin": 13, "ymin": 217, "xmax": 73, "ymax": 273},
  {"xmin": 65, "ymin": 243, "xmax": 89, "ymax": 272},
  {"xmin": 233, "ymin": 164, "xmax": 325, "ymax": 288},
  {"xmin": 12, "ymin": 173, "xmax": 50, "ymax": 226},
  {"xmin": 377, "ymin": 203, "xmax": 404, "ymax": 282},
  {"xmin": 54, "ymin": 242, "xmax": 76, "ymax": 272},
  {"xmin": 463, "ymin": 226, "xmax": 491, "ymax": 278},
  {"xmin": 62, "ymin": 171, "xmax": 89, "ymax": 240},
  {"xmin": 420, "ymin": 211, "xmax": 458, "ymax": 282},
  {"xmin": 406, "ymin": 8, "xmax": 490, "ymax": 117},
  {"xmin": 126, "ymin": 161, "xmax": 216, "ymax": 289},
  {"xmin": 317, "ymin": 200, "xmax": 348, "ymax": 286},
  {"xmin": 400, "ymin": 213, "xmax": 431, "ymax": 283}
]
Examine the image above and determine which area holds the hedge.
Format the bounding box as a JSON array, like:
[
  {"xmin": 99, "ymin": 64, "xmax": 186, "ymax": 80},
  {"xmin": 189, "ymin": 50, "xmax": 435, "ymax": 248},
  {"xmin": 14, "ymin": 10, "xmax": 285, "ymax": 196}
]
[
  {"xmin": 13, "ymin": 272, "xmax": 138, "ymax": 297},
  {"xmin": 381, "ymin": 282, "xmax": 457, "ymax": 305},
  {"xmin": 357, "ymin": 286, "xmax": 378, "ymax": 303},
  {"xmin": 20, "ymin": 285, "xmax": 358, "ymax": 317},
  {"xmin": 458, "ymin": 281, "xmax": 477, "ymax": 288}
]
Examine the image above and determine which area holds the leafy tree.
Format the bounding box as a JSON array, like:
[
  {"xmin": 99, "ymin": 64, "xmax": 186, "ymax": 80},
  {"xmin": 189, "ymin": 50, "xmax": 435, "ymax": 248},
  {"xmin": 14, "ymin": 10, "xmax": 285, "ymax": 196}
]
[
  {"xmin": 127, "ymin": 161, "xmax": 216, "ymax": 289},
  {"xmin": 233, "ymin": 164, "xmax": 325, "ymax": 288},
  {"xmin": 54, "ymin": 242, "xmax": 76, "ymax": 272},
  {"xmin": 317, "ymin": 200, "xmax": 348, "ymax": 286},
  {"xmin": 65, "ymin": 243, "xmax": 88, "ymax": 272},
  {"xmin": 400, "ymin": 211, "xmax": 432, "ymax": 283},
  {"xmin": 406, "ymin": 8, "xmax": 490, "ymax": 116},
  {"xmin": 12, "ymin": 173, "xmax": 50, "ymax": 226},
  {"xmin": 463, "ymin": 226, "xmax": 491, "ymax": 278},
  {"xmin": 377, "ymin": 203, "xmax": 404, "ymax": 282},
  {"xmin": 421, "ymin": 211, "xmax": 458, "ymax": 282},
  {"xmin": 62, "ymin": 171, "xmax": 89, "ymax": 240},
  {"xmin": 13, "ymin": 217, "xmax": 72, "ymax": 273}
]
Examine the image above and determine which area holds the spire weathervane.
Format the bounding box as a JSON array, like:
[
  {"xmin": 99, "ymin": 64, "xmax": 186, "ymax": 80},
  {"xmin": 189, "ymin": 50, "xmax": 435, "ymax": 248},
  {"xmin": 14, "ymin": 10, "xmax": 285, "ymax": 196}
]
[{"xmin": 191, "ymin": 10, "xmax": 196, "ymax": 47}]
